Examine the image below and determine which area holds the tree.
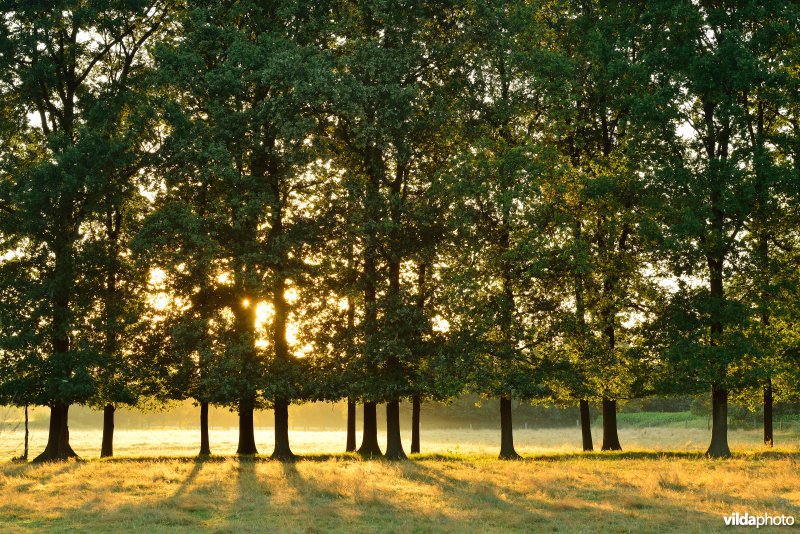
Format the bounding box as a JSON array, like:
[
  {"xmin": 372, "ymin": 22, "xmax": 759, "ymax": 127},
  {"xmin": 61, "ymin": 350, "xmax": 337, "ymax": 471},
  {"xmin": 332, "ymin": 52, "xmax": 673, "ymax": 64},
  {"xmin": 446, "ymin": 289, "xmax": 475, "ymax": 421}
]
[
  {"xmin": 0, "ymin": 1, "xmax": 169, "ymax": 461},
  {"xmin": 545, "ymin": 0, "xmax": 656, "ymax": 452},
  {"xmin": 327, "ymin": 0, "xmax": 456, "ymax": 459},
  {"xmin": 441, "ymin": 0, "xmax": 559, "ymax": 460},
  {"xmin": 643, "ymin": 0, "xmax": 800, "ymax": 457},
  {"xmin": 146, "ymin": 0, "xmax": 331, "ymax": 459}
]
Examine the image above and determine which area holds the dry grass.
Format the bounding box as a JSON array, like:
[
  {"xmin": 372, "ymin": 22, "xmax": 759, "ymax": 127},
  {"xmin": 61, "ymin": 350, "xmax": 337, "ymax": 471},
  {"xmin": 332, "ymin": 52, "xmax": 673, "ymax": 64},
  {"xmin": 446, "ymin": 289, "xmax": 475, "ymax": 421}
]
[
  {"xmin": 1, "ymin": 427, "xmax": 798, "ymax": 532},
  {"xmin": 0, "ymin": 452, "xmax": 798, "ymax": 533}
]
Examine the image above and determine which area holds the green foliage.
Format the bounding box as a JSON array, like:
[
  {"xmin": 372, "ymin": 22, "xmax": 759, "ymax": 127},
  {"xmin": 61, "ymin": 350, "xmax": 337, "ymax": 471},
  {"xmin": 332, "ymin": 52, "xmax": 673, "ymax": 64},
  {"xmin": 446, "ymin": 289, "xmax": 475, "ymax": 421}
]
[{"xmin": 0, "ymin": 0, "xmax": 799, "ymax": 453}]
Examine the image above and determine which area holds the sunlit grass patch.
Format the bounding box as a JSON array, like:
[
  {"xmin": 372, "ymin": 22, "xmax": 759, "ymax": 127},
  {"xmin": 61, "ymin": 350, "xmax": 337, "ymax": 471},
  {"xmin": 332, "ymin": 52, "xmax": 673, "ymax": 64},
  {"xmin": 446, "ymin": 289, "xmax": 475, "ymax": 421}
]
[{"xmin": 0, "ymin": 453, "xmax": 798, "ymax": 533}]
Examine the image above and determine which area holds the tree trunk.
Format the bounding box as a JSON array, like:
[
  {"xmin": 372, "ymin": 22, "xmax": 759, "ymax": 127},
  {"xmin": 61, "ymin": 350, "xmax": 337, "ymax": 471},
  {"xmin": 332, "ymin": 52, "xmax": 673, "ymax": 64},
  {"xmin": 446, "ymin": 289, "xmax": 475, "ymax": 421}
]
[
  {"xmin": 706, "ymin": 386, "xmax": 731, "ymax": 458},
  {"xmin": 764, "ymin": 379, "xmax": 773, "ymax": 448},
  {"xmin": 199, "ymin": 401, "xmax": 211, "ymax": 456},
  {"xmin": 579, "ymin": 399, "xmax": 593, "ymax": 452},
  {"xmin": 601, "ymin": 398, "xmax": 622, "ymax": 451},
  {"xmin": 346, "ymin": 398, "xmax": 356, "ymax": 452},
  {"xmin": 236, "ymin": 401, "xmax": 258, "ymax": 455},
  {"xmin": 272, "ymin": 398, "xmax": 295, "ymax": 461},
  {"xmin": 33, "ymin": 402, "xmax": 77, "ymax": 462},
  {"xmin": 23, "ymin": 404, "xmax": 29, "ymax": 461},
  {"xmin": 499, "ymin": 397, "xmax": 521, "ymax": 460},
  {"xmin": 100, "ymin": 403, "xmax": 115, "ymax": 458},
  {"xmin": 411, "ymin": 395, "xmax": 421, "ymax": 454},
  {"xmin": 384, "ymin": 400, "xmax": 407, "ymax": 460},
  {"xmin": 357, "ymin": 401, "xmax": 382, "ymax": 457}
]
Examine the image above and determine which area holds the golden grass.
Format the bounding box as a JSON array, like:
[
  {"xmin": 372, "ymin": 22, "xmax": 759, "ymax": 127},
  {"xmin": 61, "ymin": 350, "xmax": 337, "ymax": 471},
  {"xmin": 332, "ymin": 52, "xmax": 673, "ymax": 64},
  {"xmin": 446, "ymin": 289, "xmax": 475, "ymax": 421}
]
[{"xmin": 1, "ymin": 452, "xmax": 798, "ymax": 533}]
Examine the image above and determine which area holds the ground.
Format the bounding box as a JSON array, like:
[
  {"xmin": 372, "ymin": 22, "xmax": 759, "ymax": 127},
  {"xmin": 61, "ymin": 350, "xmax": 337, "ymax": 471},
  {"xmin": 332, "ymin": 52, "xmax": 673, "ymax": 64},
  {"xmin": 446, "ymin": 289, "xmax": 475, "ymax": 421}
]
[
  {"xmin": 0, "ymin": 425, "xmax": 798, "ymax": 532},
  {"xmin": 0, "ymin": 452, "xmax": 798, "ymax": 533}
]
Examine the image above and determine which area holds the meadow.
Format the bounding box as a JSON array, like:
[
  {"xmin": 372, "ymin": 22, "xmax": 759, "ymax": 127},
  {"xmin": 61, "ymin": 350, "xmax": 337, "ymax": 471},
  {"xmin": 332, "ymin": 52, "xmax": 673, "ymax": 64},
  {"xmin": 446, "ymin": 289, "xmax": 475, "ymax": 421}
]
[
  {"xmin": 1, "ymin": 451, "xmax": 799, "ymax": 533},
  {"xmin": 1, "ymin": 423, "xmax": 799, "ymax": 533}
]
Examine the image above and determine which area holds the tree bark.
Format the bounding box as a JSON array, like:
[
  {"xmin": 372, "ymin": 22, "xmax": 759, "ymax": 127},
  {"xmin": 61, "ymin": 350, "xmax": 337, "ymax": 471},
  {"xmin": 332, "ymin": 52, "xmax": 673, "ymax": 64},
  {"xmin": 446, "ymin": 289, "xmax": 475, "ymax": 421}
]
[
  {"xmin": 346, "ymin": 398, "xmax": 356, "ymax": 452},
  {"xmin": 23, "ymin": 404, "xmax": 29, "ymax": 461},
  {"xmin": 384, "ymin": 399, "xmax": 407, "ymax": 460},
  {"xmin": 357, "ymin": 401, "xmax": 382, "ymax": 457},
  {"xmin": 100, "ymin": 403, "xmax": 115, "ymax": 458},
  {"xmin": 411, "ymin": 395, "xmax": 421, "ymax": 454},
  {"xmin": 579, "ymin": 399, "xmax": 593, "ymax": 452},
  {"xmin": 32, "ymin": 402, "xmax": 77, "ymax": 462},
  {"xmin": 236, "ymin": 401, "xmax": 258, "ymax": 455},
  {"xmin": 499, "ymin": 397, "xmax": 521, "ymax": 460},
  {"xmin": 601, "ymin": 398, "xmax": 622, "ymax": 451},
  {"xmin": 706, "ymin": 386, "xmax": 731, "ymax": 458},
  {"xmin": 199, "ymin": 401, "xmax": 211, "ymax": 456},
  {"xmin": 272, "ymin": 398, "xmax": 295, "ymax": 461},
  {"xmin": 763, "ymin": 379, "xmax": 773, "ymax": 448}
]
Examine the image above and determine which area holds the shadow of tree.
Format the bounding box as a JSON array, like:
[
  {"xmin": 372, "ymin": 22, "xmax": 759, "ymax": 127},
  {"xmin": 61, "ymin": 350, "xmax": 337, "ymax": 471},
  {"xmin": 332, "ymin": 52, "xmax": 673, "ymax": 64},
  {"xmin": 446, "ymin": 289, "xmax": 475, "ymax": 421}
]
[{"xmin": 1, "ymin": 454, "xmax": 797, "ymax": 533}]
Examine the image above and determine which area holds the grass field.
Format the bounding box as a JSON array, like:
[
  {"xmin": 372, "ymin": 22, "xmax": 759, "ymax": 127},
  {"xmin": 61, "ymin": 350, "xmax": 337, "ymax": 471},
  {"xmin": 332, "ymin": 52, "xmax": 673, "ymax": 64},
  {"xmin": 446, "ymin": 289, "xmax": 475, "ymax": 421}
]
[
  {"xmin": 1, "ymin": 452, "xmax": 799, "ymax": 533},
  {"xmin": 1, "ymin": 424, "xmax": 799, "ymax": 533},
  {"xmin": 1, "ymin": 425, "xmax": 800, "ymax": 460}
]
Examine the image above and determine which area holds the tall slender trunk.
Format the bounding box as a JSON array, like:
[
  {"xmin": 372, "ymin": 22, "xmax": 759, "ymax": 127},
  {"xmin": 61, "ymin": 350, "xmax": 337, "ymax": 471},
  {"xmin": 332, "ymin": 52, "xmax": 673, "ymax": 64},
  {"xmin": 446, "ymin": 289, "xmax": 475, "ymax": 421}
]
[
  {"xmin": 358, "ymin": 150, "xmax": 382, "ymax": 460},
  {"xmin": 385, "ymin": 400, "xmax": 407, "ymax": 460},
  {"xmin": 37, "ymin": 234, "xmax": 77, "ymax": 462},
  {"xmin": 199, "ymin": 401, "xmax": 211, "ymax": 456},
  {"xmin": 750, "ymin": 102, "xmax": 774, "ymax": 450},
  {"xmin": 707, "ymin": 386, "xmax": 731, "ymax": 457},
  {"xmin": 32, "ymin": 402, "xmax": 77, "ymax": 462},
  {"xmin": 706, "ymin": 255, "xmax": 730, "ymax": 458},
  {"xmin": 346, "ymin": 398, "xmax": 356, "ymax": 452},
  {"xmin": 499, "ymin": 397, "xmax": 521, "ymax": 460},
  {"xmin": 101, "ymin": 208, "xmax": 122, "ymax": 461},
  {"xmin": 23, "ymin": 404, "xmax": 29, "ymax": 461},
  {"xmin": 100, "ymin": 404, "xmax": 115, "ymax": 458},
  {"xmin": 233, "ymin": 298, "xmax": 258, "ymax": 456},
  {"xmin": 601, "ymin": 398, "xmax": 622, "ymax": 451},
  {"xmin": 237, "ymin": 401, "xmax": 258, "ymax": 455},
  {"xmin": 382, "ymin": 165, "xmax": 407, "ymax": 461},
  {"xmin": 579, "ymin": 399, "xmax": 593, "ymax": 452},
  {"xmin": 703, "ymin": 101, "xmax": 731, "ymax": 458},
  {"xmin": 411, "ymin": 395, "xmax": 421, "ymax": 454},
  {"xmin": 358, "ymin": 401, "xmax": 382, "ymax": 457},
  {"xmin": 411, "ymin": 263, "xmax": 425, "ymax": 455},
  {"xmin": 270, "ymin": 226, "xmax": 294, "ymax": 460},
  {"xmin": 272, "ymin": 398, "xmax": 295, "ymax": 461},
  {"xmin": 763, "ymin": 379, "xmax": 773, "ymax": 448}
]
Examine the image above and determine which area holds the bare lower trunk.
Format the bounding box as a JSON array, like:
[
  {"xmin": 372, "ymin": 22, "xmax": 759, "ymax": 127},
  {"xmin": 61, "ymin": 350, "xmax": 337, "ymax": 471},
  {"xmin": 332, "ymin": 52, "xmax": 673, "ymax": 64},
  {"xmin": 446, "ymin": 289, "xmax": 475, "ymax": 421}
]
[
  {"xmin": 706, "ymin": 386, "xmax": 731, "ymax": 458},
  {"xmin": 237, "ymin": 401, "xmax": 258, "ymax": 455},
  {"xmin": 272, "ymin": 398, "xmax": 295, "ymax": 461},
  {"xmin": 357, "ymin": 401, "xmax": 382, "ymax": 457},
  {"xmin": 23, "ymin": 404, "xmax": 29, "ymax": 461},
  {"xmin": 346, "ymin": 398, "xmax": 356, "ymax": 452},
  {"xmin": 764, "ymin": 379, "xmax": 773, "ymax": 448},
  {"xmin": 384, "ymin": 400, "xmax": 407, "ymax": 460},
  {"xmin": 411, "ymin": 395, "xmax": 421, "ymax": 454},
  {"xmin": 601, "ymin": 398, "xmax": 622, "ymax": 451},
  {"xmin": 100, "ymin": 404, "xmax": 115, "ymax": 458},
  {"xmin": 579, "ymin": 399, "xmax": 593, "ymax": 452},
  {"xmin": 33, "ymin": 402, "xmax": 77, "ymax": 462},
  {"xmin": 199, "ymin": 401, "xmax": 211, "ymax": 456},
  {"xmin": 499, "ymin": 397, "xmax": 521, "ymax": 460}
]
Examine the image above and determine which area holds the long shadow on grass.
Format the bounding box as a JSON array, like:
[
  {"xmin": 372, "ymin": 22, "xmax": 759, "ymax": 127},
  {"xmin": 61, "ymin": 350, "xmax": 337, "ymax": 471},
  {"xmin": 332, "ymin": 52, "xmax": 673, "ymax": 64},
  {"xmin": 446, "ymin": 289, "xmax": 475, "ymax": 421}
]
[
  {"xmin": 402, "ymin": 460, "xmax": 731, "ymax": 532},
  {"xmin": 0, "ymin": 460, "xmax": 83, "ymax": 494},
  {"xmin": 278, "ymin": 459, "xmax": 465, "ymax": 532}
]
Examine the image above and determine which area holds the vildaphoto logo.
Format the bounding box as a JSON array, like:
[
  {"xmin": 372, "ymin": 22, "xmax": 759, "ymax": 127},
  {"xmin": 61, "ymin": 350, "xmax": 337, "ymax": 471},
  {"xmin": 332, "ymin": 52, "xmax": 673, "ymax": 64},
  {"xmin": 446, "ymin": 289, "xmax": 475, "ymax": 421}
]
[{"xmin": 723, "ymin": 512, "xmax": 796, "ymax": 528}]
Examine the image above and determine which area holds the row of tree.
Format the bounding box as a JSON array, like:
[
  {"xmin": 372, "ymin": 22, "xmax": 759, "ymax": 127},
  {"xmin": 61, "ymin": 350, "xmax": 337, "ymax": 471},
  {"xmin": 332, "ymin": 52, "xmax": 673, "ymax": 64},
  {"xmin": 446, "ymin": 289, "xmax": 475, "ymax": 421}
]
[{"xmin": 1, "ymin": 0, "xmax": 799, "ymax": 461}]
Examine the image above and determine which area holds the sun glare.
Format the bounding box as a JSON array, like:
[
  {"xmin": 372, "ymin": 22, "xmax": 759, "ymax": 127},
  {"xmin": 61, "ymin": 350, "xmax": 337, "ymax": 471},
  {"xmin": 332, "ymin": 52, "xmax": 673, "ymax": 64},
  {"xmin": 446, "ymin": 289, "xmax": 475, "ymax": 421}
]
[{"xmin": 149, "ymin": 267, "xmax": 166, "ymax": 286}]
